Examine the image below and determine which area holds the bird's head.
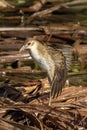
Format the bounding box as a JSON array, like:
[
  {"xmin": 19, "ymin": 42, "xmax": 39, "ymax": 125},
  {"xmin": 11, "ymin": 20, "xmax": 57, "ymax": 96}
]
[{"xmin": 19, "ymin": 38, "xmax": 39, "ymax": 52}]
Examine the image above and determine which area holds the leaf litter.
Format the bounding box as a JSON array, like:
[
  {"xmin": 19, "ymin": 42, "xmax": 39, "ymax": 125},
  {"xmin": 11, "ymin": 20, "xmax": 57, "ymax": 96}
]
[{"xmin": 0, "ymin": 78, "xmax": 87, "ymax": 130}]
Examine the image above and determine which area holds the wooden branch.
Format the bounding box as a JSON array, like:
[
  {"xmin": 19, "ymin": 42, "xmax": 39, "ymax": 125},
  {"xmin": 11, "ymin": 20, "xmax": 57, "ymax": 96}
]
[
  {"xmin": 66, "ymin": 0, "xmax": 87, "ymax": 6},
  {"xmin": 26, "ymin": 0, "xmax": 87, "ymax": 23},
  {"xmin": 0, "ymin": 27, "xmax": 86, "ymax": 35},
  {"xmin": 0, "ymin": 53, "xmax": 30, "ymax": 63},
  {"xmin": 0, "ymin": 0, "xmax": 14, "ymax": 8},
  {"xmin": 0, "ymin": 27, "xmax": 42, "ymax": 31},
  {"xmin": 27, "ymin": 0, "xmax": 46, "ymax": 12}
]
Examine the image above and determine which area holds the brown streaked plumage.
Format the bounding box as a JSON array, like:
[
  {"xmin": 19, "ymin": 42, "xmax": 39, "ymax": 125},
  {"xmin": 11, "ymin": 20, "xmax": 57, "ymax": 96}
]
[{"xmin": 19, "ymin": 38, "xmax": 70, "ymax": 105}]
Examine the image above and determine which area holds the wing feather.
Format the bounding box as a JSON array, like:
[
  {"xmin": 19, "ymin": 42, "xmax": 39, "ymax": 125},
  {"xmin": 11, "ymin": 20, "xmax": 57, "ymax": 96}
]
[
  {"xmin": 50, "ymin": 65, "xmax": 67, "ymax": 98},
  {"xmin": 47, "ymin": 44, "xmax": 72, "ymax": 71},
  {"xmin": 47, "ymin": 47, "xmax": 67, "ymax": 98}
]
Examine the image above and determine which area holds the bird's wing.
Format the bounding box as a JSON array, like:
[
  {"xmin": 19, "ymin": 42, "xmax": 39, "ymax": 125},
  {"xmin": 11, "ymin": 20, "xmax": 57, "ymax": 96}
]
[
  {"xmin": 47, "ymin": 43, "xmax": 72, "ymax": 71},
  {"xmin": 47, "ymin": 47, "xmax": 67, "ymax": 98},
  {"xmin": 56, "ymin": 46, "xmax": 72, "ymax": 71}
]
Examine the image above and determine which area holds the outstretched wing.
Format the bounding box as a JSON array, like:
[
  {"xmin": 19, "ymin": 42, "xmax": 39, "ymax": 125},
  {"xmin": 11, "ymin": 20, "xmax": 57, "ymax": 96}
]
[
  {"xmin": 47, "ymin": 43, "xmax": 72, "ymax": 71},
  {"xmin": 47, "ymin": 47, "xmax": 67, "ymax": 98}
]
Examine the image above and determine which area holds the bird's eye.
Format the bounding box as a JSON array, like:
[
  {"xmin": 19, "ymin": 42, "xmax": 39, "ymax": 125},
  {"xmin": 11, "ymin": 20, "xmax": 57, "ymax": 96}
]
[{"xmin": 27, "ymin": 42, "xmax": 31, "ymax": 45}]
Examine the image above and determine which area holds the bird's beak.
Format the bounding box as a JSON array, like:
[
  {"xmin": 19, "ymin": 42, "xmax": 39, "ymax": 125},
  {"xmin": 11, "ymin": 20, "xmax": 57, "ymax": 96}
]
[{"xmin": 19, "ymin": 45, "xmax": 27, "ymax": 52}]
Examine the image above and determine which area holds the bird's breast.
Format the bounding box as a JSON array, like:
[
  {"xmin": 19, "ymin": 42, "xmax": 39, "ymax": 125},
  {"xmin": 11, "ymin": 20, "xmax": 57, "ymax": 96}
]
[{"xmin": 30, "ymin": 48, "xmax": 52, "ymax": 71}]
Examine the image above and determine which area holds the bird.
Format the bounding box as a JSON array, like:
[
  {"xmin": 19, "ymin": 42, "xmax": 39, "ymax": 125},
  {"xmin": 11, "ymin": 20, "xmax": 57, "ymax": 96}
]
[{"xmin": 19, "ymin": 38, "xmax": 72, "ymax": 105}]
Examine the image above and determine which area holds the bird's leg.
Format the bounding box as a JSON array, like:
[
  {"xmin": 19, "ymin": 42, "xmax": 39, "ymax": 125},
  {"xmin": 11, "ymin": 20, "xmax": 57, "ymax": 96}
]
[{"xmin": 48, "ymin": 90, "xmax": 51, "ymax": 106}]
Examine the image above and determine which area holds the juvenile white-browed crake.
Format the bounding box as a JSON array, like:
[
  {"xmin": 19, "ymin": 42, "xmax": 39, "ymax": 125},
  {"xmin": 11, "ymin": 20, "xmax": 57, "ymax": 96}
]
[{"xmin": 20, "ymin": 38, "xmax": 71, "ymax": 105}]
